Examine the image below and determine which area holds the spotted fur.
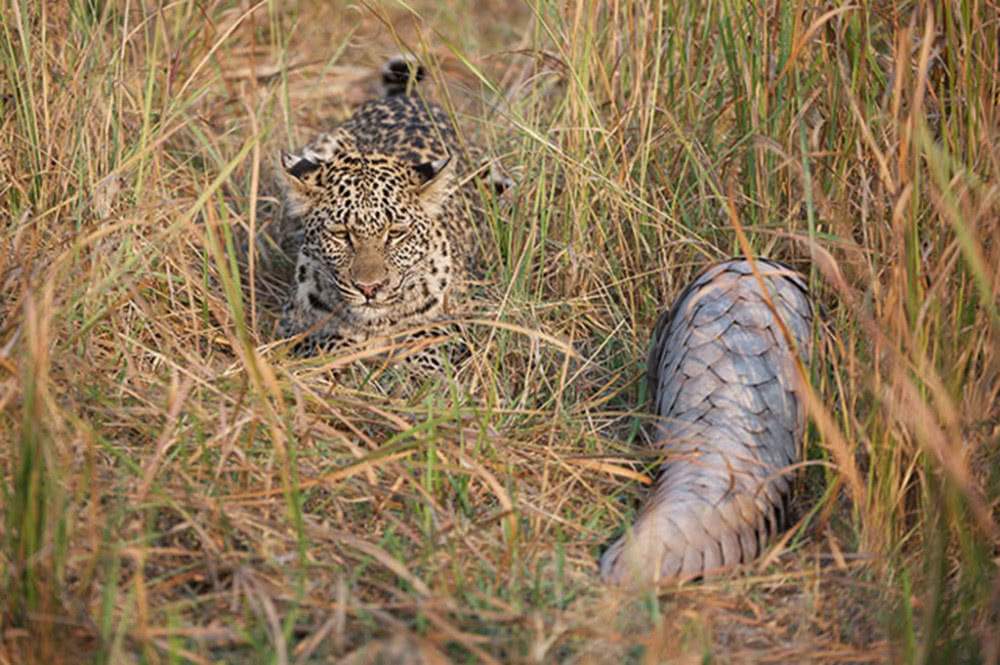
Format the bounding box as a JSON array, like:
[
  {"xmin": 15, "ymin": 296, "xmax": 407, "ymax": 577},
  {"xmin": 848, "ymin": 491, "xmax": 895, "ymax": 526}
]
[{"xmin": 277, "ymin": 57, "xmax": 478, "ymax": 372}]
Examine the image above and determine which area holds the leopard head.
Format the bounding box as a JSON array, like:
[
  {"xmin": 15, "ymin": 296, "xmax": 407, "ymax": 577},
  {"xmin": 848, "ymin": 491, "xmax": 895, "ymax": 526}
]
[{"xmin": 280, "ymin": 129, "xmax": 456, "ymax": 325}]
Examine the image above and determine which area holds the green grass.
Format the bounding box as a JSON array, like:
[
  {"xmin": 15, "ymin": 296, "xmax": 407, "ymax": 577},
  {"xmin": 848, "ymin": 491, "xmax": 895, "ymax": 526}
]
[{"xmin": 1, "ymin": 0, "xmax": 997, "ymax": 662}]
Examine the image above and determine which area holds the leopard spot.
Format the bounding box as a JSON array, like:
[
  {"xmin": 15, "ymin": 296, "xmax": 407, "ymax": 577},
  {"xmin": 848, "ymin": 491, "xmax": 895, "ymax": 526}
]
[{"xmin": 308, "ymin": 293, "xmax": 331, "ymax": 312}]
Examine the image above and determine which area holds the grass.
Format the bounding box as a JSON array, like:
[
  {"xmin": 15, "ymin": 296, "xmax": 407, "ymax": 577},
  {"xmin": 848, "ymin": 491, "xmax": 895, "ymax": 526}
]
[{"xmin": 1, "ymin": 0, "xmax": 997, "ymax": 662}]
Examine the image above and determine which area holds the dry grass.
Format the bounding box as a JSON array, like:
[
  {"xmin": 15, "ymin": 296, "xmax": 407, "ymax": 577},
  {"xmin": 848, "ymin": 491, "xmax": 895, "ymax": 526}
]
[{"xmin": 1, "ymin": 0, "xmax": 998, "ymax": 663}]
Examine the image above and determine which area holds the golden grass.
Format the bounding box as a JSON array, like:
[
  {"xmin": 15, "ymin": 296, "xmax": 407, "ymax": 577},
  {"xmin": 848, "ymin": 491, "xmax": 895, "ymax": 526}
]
[{"xmin": 1, "ymin": 0, "xmax": 997, "ymax": 663}]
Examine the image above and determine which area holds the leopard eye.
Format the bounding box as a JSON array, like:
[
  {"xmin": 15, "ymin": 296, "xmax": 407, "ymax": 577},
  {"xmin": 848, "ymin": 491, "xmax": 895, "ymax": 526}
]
[
  {"xmin": 387, "ymin": 224, "xmax": 409, "ymax": 242},
  {"xmin": 329, "ymin": 224, "xmax": 350, "ymax": 243}
]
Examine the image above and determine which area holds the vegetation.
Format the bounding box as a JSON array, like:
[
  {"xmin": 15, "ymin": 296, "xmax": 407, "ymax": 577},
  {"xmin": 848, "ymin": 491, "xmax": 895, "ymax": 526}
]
[{"xmin": 1, "ymin": 0, "xmax": 997, "ymax": 662}]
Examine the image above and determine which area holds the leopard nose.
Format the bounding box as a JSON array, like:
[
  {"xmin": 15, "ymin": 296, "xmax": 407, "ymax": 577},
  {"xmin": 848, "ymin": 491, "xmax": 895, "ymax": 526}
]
[{"xmin": 354, "ymin": 279, "xmax": 385, "ymax": 299}]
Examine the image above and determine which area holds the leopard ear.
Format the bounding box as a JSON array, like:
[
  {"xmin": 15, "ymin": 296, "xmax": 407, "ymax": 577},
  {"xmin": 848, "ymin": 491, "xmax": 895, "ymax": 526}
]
[
  {"xmin": 279, "ymin": 151, "xmax": 321, "ymax": 216},
  {"xmin": 414, "ymin": 156, "xmax": 450, "ymax": 183},
  {"xmin": 280, "ymin": 130, "xmax": 352, "ymax": 215},
  {"xmin": 414, "ymin": 155, "xmax": 454, "ymax": 216},
  {"xmin": 281, "ymin": 129, "xmax": 353, "ymax": 184},
  {"xmin": 281, "ymin": 151, "xmax": 321, "ymax": 180}
]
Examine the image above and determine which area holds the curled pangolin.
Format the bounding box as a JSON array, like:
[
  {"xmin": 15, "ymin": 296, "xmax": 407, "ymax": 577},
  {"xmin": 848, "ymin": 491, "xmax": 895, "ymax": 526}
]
[{"xmin": 601, "ymin": 258, "xmax": 813, "ymax": 584}]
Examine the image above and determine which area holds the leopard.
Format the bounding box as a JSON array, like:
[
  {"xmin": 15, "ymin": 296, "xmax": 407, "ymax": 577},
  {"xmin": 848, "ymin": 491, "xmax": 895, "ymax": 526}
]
[{"xmin": 277, "ymin": 56, "xmax": 503, "ymax": 374}]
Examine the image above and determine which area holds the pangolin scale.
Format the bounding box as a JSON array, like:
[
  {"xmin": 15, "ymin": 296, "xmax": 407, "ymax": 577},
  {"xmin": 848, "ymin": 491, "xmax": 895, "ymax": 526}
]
[{"xmin": 601, "ymin": 258, "xmax": 813, "ymax": 584}]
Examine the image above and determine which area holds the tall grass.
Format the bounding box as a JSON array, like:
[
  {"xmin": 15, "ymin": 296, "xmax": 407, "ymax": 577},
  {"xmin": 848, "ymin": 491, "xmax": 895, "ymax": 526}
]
[{"xmin": 1, "ymin": 0, "xmax": 997, "ymax": 662}]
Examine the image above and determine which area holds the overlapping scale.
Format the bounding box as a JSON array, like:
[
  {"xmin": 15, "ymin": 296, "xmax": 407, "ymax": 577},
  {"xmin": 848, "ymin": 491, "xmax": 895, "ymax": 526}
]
[{"xmin": 601, "ymin": 259, "xmax": 813, "ymax": 585}]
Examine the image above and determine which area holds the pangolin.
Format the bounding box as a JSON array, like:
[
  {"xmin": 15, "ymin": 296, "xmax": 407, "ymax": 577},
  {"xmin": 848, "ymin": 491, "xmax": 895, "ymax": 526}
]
[{"xmin": 600, "ymin": 258, "xmax": 813, "ymax": 584}]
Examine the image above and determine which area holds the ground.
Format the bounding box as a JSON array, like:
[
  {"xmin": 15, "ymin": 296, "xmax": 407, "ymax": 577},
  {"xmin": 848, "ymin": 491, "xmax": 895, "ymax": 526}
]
[{"xmin": 1, "ymin": 1, "xmax": 997, "ymax": 664}]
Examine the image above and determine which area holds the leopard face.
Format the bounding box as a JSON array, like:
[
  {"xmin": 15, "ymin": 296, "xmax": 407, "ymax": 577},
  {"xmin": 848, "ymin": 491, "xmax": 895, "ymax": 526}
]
[{"xmin": 279, "ymin": 114, "xmax": 463, "ymax": 350}]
